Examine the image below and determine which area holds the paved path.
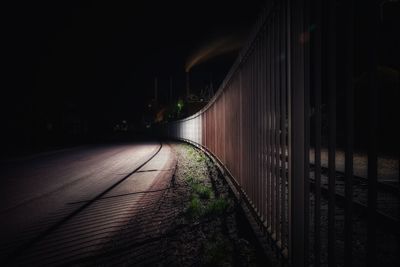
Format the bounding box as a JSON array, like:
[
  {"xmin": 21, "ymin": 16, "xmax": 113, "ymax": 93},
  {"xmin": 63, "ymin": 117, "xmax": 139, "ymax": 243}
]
[{"xmin": 0, "ymin": 142, "xmax": 176, "ymax": 266}]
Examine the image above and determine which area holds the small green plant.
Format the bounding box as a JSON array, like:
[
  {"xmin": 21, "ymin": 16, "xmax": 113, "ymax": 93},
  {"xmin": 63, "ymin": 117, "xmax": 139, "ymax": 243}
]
[
  {"xmin": 204, "ymin": 198, "xmax": 229, "ymax": 216},
  {"xmin": 185, "ymin": 145, "xmax": 195, "ymax": 155},
  {"xmin": 192, "ymin": 183, "xmax": 212, "ymax": 199},
  {"xmin": 186, "ymin": 196, "xmax": 203, "ymax": 218},
  {"xmin": 196, "ymin": 154, "xmax": 205, "ymax": 163},
  {"xmin": 186, "ymin": 175, "xmax": 200, "ymax": 185}
]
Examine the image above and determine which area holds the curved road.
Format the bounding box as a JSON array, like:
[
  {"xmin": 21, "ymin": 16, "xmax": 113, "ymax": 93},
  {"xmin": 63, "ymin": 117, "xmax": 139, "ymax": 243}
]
[{"xmin": 0, "ymin": 141, "xmax": 176, "ymax": 265}]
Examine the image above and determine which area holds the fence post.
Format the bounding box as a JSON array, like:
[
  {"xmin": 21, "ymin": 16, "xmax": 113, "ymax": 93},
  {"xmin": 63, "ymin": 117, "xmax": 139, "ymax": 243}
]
[{"xmin": 288, "ymin": 0, "xmax": 308, "ymax": 266}]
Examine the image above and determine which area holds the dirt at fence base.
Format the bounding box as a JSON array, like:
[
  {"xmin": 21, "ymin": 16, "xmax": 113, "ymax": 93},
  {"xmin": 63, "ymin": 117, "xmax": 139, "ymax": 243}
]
[{"xmin": 81, "ymin": 142, "xmax": 271, "ymax": 266}]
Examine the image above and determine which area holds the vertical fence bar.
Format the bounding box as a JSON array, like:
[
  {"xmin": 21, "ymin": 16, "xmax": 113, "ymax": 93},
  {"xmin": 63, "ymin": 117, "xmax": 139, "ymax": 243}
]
[
  {"xmin": 256, "ymin": 36, "xmax": 261, "ymax": 217},
  {"xmin": 286, "ymin": 0, "xmax": 293, "ymax": 262},
  {"xmin": 269, "ymin": 15, "xmax": 274, "ymax": 233},
  {"xmin": 248, "ymin": 59, "xmax": 252, "ymax": 197},
  {"xmin": 277, "ymin": 6, "xmax": 282, "ymax": 246},
  {"xmin": 248, "ymin": 54, "xmax": 251, "ymax": 204},
  {"xmin": 344, "ymin": 0, "xmax": 354, "ymax": 265},
  {"xmin": 261, "ymin": 23, "xmax": 267, "ymax": 223},
  {"xmin": 249, "ymin": 47, "xmax": 253, "ymax": 206},
  {"xmin": 239, "ymin": 70, "xmax": 243, "ymax": 187},
  {"xmin": 214, "ymin": 104, "xmax": 217, "ymax": 159},
  {"xmin": 244, "ymin": 62, "xmax": 249, "ymax": 194},
  {"xmin": 312, "ymin": 0, "xmax": 322, "ymax": 264},
  {"xmin": 274, "ymin": 8, "xmax": 281, "ymax": 245},
  {"xmin": 260, "ymin": 33, "xmax": 264, "ymax": 221},
  {"xmin": 250, "ymin": 51, "xmax": 254, "ymax": 204},
  {"xmin": 247, "ymin": 61, "xmax": 251, "ymax": 195},
  {"xmin": 256, "ymin": 36, "xmax": 260, "ymax": 215},
  {"xmin": 327, "ymin": 0, "xmax": 337, "ymax": 265},
  {"xmin": 303, "ymin": 0, "xmax": 311, "ymax": 264},
  {"xmin": 366, "ymin": 1, "xmax": 378, "ymax": 266},
  {"xmin": 252, "ymin": 47, "xmax": 257, "ymax": 211},
  {"xmin": 288, "ymin": 0, "xmax": 307, "ymax": 265},
  {"xmin": 272, "ymin": 9, "xmax": 277, "ymax": 242},
  {"xmin": 204, "ymin": 113, "xmax": 206, "ymax": 148},
  {"xmin": 253, "ymin": 46, "xmax": 260, "ymax": 214},
  {"xmin": 222, "ymin": 92, "xmax": 226, "ymax": 164},
  {"xmin": 266, "ymin": 19, "xmax": 272, "ymax": 231},
  {"xmin": 280, "ymin": 0, "xmax": 288, "ymax": 253},
  {"xmin": 271, "ymin": 11, "xmax": 277, "ymax": 239}
]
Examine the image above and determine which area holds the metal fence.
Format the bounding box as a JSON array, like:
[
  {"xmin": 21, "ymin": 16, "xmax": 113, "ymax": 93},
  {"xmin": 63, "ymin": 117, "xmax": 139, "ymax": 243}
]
[{"xmin": 165, "ymin": 0, "xmax": 399, "ymax": 266}]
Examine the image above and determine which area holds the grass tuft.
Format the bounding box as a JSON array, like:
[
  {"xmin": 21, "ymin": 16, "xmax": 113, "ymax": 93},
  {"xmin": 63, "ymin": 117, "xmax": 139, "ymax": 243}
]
[
  {"xmin": 186, "ymin": 175, "xmax": 196, "ymax": 184},
  {"xmin": 186, "ymin": 196, "xmax": 203, "ymax": 218},
  {"xmin": 204, "ymin": 198, "xmax": 229, "ymax": 216},
  {"xmin": 192, "ymin": 183, "xmax": 213, "ymax": 199},
  {"xmin": 196, "ymin": 154, "xmax": 206, "ymax": 163}
]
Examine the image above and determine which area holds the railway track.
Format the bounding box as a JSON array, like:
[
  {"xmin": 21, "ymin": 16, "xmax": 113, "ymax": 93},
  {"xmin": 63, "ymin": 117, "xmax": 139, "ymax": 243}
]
[
  {"xmin": 277, "ymin": 151, "xmax": 398, "ymax": 226},
  {"xmin": 2, "ymin": 143, "xmax": 175, "ymax": 266},
  {"xmin": 309, "ymin": 164, "xmax": 399, "ymax": 227}
]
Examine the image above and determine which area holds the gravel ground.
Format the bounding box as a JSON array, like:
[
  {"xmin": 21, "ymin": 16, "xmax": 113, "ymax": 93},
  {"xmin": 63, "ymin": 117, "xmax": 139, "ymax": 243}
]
[
  {"xmin": 80, "ymin": 143, "xmax": 270, "ymax": 266},
  {"xmin": 308, "ymin": 175, "xmax": 399, "ymax": 267}
]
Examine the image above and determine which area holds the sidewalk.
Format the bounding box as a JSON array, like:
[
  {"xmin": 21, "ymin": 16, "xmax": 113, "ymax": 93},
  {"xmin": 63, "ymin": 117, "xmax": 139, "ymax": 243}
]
[{"xmin": 82, "ymin": 143, "xmax": 271, "ymax": 266}]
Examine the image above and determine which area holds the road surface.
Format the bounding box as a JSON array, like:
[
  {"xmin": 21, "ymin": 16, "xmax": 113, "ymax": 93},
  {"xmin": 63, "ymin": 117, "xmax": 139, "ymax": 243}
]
[{"xmin": 0, "ymin": 142, "xmax": 176, "ymax": 266}]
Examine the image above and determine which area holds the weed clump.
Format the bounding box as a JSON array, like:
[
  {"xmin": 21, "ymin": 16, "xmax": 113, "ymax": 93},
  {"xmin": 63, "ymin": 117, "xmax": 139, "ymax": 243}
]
[
  {"xmin": 186, "ymin": 175, "xmax": 199, "ymax": 185},
  {"xmin": 186, "ymin": 196, "xmax": 203, "ymax": 218},
  {"xmin": 196, "ymin": 154, "xmax": 206, "ymax": 163},
  {"xmin": 205, "ymin": 198, "xmax": 229, "ymax": 216},
  {"xmin": 184, "ymin": 144, "xmax": 229, "ymax": 220},
  {"xmin": 192, "ymin": 183, "xmax": 213, "ymax": 199}
]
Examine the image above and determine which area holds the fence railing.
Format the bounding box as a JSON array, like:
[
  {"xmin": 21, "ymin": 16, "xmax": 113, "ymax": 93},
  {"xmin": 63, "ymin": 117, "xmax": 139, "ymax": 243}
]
[{"xmin": 165, "ymin": 0, "xmax": 398, "ymax": 266}]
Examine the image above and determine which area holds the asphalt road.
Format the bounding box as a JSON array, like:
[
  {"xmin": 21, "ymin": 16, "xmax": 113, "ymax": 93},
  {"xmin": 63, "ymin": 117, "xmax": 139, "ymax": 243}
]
[{"xmin": 0, "ymin": 142, "xmax": 176, "ymax": 265}]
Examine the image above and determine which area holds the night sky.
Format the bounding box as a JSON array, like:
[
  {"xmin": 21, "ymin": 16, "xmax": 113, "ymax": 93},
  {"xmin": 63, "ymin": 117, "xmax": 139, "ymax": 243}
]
[{"xmin": 1, "ymin": 0, "xmax": 265, "ymax": 156}]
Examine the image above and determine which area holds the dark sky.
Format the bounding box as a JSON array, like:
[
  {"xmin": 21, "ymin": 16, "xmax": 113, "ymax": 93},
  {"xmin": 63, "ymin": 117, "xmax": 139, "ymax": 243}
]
[{"xmin": 1, "ymin": 0, "xmax": 265, "ymax": 153}]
